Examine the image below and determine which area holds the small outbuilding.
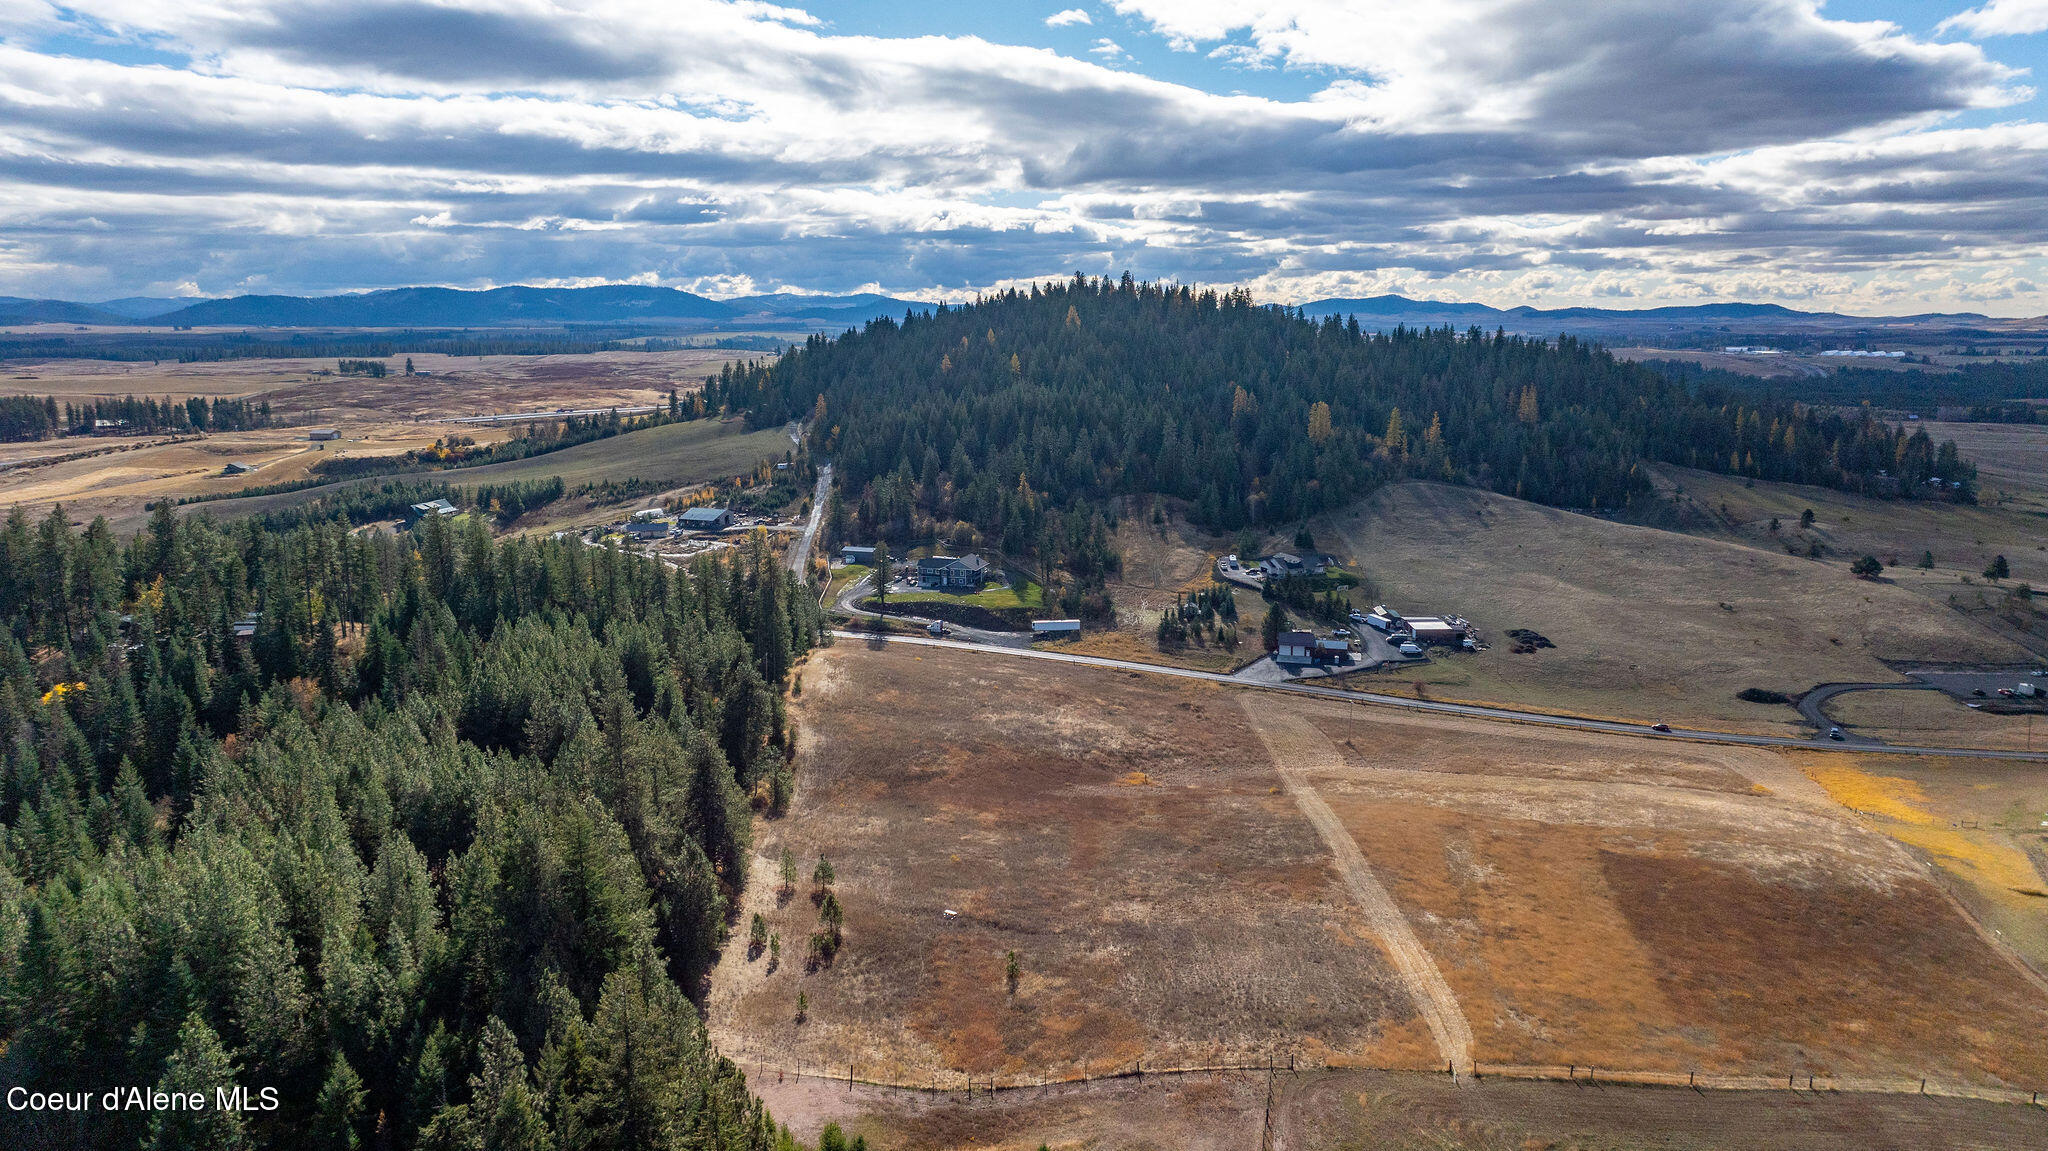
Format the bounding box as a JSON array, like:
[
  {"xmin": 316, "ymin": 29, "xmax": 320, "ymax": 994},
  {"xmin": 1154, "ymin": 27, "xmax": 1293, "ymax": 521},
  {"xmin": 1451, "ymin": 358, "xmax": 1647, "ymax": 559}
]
[
  {"xmin": 222, "ymin": 461, "xmax": 256, "ymax": 476},
  {"xmin": 1032, "ymin": 618, "xmax": 1081, "ymax": 637},
  {"xmin": 308, "ymin": 428, "xmax": 341, "ymax": 441},
  {"xmin": 841, "ymin": 545, "xmax": 877, "ymax": 565},
  {"xmin": 626, "ymin": 520, "xmax": 671, "ymax": 541},
  {"xmin": 631, "ymin": 507, "xmax": 667, "ymax": 522},
  {"xmin": 1276, "ymin": 630, "xmax": 1315, "ymax": 664},
  {"xmin": 680, "ymin": 507, "xmax": 734, "ymax": 531}
]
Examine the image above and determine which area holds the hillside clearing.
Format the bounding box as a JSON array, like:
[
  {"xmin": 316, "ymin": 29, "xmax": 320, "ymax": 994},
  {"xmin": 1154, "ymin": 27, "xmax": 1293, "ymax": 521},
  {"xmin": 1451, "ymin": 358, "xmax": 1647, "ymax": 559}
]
[{"xmin": 1319, "ymin": 481, "xmax": 2031, "ymax": 734}]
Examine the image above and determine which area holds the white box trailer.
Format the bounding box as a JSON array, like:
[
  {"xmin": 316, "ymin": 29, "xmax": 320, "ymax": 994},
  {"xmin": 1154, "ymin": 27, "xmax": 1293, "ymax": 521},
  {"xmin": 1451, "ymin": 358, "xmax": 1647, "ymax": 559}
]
[{"xmin": 1405, "ymin": 616, "xmax": 1469, "ymax": 645}]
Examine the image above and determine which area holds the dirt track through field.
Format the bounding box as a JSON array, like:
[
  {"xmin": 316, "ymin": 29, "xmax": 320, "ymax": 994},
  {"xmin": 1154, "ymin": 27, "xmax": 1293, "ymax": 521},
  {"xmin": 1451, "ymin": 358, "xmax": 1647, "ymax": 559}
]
[{"xmin": 1240, "ymin": 698, "xmax": 1477, "ymax": 1075}]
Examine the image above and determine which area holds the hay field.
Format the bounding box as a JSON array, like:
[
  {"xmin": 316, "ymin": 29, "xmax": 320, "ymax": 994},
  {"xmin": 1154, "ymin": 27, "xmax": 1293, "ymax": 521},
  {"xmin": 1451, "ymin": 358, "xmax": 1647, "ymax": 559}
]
[
  {"xmin": 1319, "ymin": 481, "xmax": 2031, "ymax": 733},
  {"xmin": 712, "ymin": 644, "xmax": 2048, "ymax": 1113},
  {"xmin": 1292, "ymin": 700, "xmax": 2048, "ymax": 1085}
]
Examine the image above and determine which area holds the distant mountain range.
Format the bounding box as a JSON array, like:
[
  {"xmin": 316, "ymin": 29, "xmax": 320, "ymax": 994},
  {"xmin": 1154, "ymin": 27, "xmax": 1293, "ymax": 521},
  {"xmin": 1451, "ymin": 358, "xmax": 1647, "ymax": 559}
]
[
  {"xmin": 0, "ymin": 286, "xmax": 945, "ymax": 328},
  {"xmin": 1289, "ymin": 294, "xmax": 2003, "ymax": 328},
  {"xmin": 0, "ymin": 285, "xmax": 2031, "ymax": 333}
]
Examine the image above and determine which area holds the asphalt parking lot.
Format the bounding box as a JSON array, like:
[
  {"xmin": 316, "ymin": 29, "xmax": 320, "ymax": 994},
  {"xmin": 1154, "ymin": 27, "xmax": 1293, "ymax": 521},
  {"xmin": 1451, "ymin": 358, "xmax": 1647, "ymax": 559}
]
[{"xmin": 1909, "ymin": 665, "xmax": 2048, "ymax": 705}]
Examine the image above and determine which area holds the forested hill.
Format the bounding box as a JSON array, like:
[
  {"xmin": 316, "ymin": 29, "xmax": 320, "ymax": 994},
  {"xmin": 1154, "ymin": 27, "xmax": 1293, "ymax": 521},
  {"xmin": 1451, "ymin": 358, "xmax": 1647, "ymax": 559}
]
[
  {"xmin": 711, "ymin": 275, "xmax": 1977, "ymax": 542},
  {"xmin": 0, "ymin": 506, "xmax": 828, "ymax": 1151}
]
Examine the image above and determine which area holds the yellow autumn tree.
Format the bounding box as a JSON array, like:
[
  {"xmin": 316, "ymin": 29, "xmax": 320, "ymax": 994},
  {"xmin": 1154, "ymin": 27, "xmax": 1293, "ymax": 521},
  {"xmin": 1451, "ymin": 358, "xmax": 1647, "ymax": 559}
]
[
  {"xmin": 1517, "ymin": 384, "xmax": 1540, "ymax": 425},
  {"xmin": 1064, "ymin": 305, "xmax": 1081, "ymax": 329},
  {"xmin": 1231, "ymin": 385, "xmax": 1258, "ymax": 421},
  {"xmin": 1308, "ymin": 401, "xmax": 1334, "ymax": 445},
  {"xmin": 1423, "ymin": 411, "xmax": 1445, "ymax": 454},
  {"xmin": 1382, "ymin": 406, "xmax": 1405, "ymax": 455}
]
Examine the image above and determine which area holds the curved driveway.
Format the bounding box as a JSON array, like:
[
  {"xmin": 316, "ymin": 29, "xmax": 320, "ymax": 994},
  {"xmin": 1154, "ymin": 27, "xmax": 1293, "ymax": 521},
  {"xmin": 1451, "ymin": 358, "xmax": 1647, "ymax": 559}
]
[
  {"xmin": 831, "ymin": 630, "xmax": 2048, "ymax": 762},
  {"xmin": 1795, "ymin": 682, "xmax": 1946, "ymax": 746}
]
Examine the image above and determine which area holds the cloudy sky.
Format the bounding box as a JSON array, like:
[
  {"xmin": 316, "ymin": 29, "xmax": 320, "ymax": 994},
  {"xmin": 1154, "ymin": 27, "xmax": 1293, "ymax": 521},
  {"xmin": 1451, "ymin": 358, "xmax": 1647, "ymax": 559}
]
[{"xmin": 1, "ymin": 0, "xmax": 2046, "ymax": 313}]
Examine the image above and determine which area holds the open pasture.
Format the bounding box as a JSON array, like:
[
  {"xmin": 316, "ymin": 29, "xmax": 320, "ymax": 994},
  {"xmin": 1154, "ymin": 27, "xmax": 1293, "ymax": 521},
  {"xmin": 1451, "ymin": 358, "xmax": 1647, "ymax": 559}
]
[
  {"xmin": 1320, "ymin": 481, "xmax": 2033, "ymax": 735},
  {"xmin": 712, "ymin": 643, "xmax": 2048, "ymax": 1111}
]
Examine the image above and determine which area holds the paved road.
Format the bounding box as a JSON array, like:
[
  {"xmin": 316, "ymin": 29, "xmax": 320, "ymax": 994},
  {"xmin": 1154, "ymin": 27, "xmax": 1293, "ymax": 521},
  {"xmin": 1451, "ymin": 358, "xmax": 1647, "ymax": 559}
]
[
  {"xmin": 834, "ymin": 576, "xmax": 1030, "ymax": 647},
  {"xmin": 830, "ymin": 630, "xmax": 2048, "ymax": 761},
  {"xmin": 1796, "ymin": 682, "xmax": 1945, "ymax": 745},
  {"xmin": 788, "ymin": 462, "xmax": 831, "ymax": 575}
]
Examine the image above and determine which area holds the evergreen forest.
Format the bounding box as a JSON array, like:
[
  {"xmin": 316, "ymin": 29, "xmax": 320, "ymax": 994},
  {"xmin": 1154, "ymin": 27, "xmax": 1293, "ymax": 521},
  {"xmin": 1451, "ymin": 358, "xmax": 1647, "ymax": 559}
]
[
  {"xmin": 0, "ymin": 503, "xmax": 828, "ymax": 1151},
  {"xmin": 711, "ymin": 275, "xmax": 1979, "ymax": 557}
]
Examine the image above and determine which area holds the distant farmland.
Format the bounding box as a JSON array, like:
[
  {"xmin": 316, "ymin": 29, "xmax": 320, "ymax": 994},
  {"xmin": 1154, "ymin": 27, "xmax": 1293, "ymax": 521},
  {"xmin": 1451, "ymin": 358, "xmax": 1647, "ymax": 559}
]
[{"xmin": 181, "ymin": 418, "xmax": 792, "ymax": 523}]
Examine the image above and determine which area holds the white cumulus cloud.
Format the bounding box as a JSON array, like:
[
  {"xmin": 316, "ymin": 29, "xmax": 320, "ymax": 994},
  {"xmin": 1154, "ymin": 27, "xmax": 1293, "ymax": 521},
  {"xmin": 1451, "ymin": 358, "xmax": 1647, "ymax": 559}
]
[
  {"xmin": 1940, "ymin": 0, "xmax": 2048, "ymax": 38},
  {"xmin": 1045, "ymin": 7, "xmax": 1092, "ymax": 27},
  {"xmin": 0, "ymin": 0, "xmax": 2038, "ymax": 315}
]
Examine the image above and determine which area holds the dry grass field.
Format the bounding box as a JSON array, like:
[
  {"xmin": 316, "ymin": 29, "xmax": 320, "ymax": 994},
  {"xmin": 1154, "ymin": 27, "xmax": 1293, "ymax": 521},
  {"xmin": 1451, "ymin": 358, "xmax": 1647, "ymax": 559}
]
[
  {"xmin": 713, "ymin": 645, "xmax": 2048, "ymax": 1092},
  {"xmin": 1797, "ymin": 753, "xmax": 2048, "ymax": 973},
  {"xmin": 714, "ymin": 642, "xmax": 1430, "ymax": 1085},
  {"xmin": 1911, "ymin": 420, "xmax": 2048, "ymax": 511},
  {"xmin": 1318, "ymin": 482, "xmax": 2033, "ymax": 735},
  {"xmin": 0, "ymin": 348, "xmax": 735, "ymax": 414},
  {"xmin": 0, "ymin": 349, "xmax": 754, "ymax": 528},
  {"xmin": 749, "ymin": 1066, "xmax": 2048, "ymax": 1151},
  {"xmin": 183, "ymin": 418, "xmax": 792, "ymax": 530},
  {"xmin": 1646, "ymin": 463, "xmax": 2048, "ymax": 588},
  {"xmin": 715, "ymin": 642, "xmax": 2048, "ymax": 1148}
]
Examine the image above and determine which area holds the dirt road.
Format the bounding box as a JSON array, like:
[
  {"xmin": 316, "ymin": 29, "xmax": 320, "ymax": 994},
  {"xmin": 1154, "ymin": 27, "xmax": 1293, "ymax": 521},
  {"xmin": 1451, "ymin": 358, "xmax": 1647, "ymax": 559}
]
[
  {"xmin": 1240, "ymin": 699, "xmax": 1477, "ymax": 1076},
  {"xmin": 789, "ymin": 461, "xmax": 830, "ymax": 574}
]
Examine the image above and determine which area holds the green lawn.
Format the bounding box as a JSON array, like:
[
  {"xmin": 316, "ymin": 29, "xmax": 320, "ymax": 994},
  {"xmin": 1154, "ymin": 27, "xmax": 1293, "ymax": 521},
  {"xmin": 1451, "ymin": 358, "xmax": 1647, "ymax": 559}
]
[
  {"xmin": 885, "ymin": 578, "xmax": 1044, "ymax": 611},
  {"xmin": 825, "ymin": 563, "xmax": 872, "ymax": 601}
]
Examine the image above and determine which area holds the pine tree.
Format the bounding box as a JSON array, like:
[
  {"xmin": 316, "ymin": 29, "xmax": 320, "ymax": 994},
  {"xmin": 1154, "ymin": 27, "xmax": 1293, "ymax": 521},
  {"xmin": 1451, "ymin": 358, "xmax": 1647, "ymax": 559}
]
[
  {"xmin": 148, "ymin": 1014, "xmax": 249, "ymax": 1151},
  {"xmin": 311, "ymin": 1053, "xmax": 368, "ymax": 1151}
]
